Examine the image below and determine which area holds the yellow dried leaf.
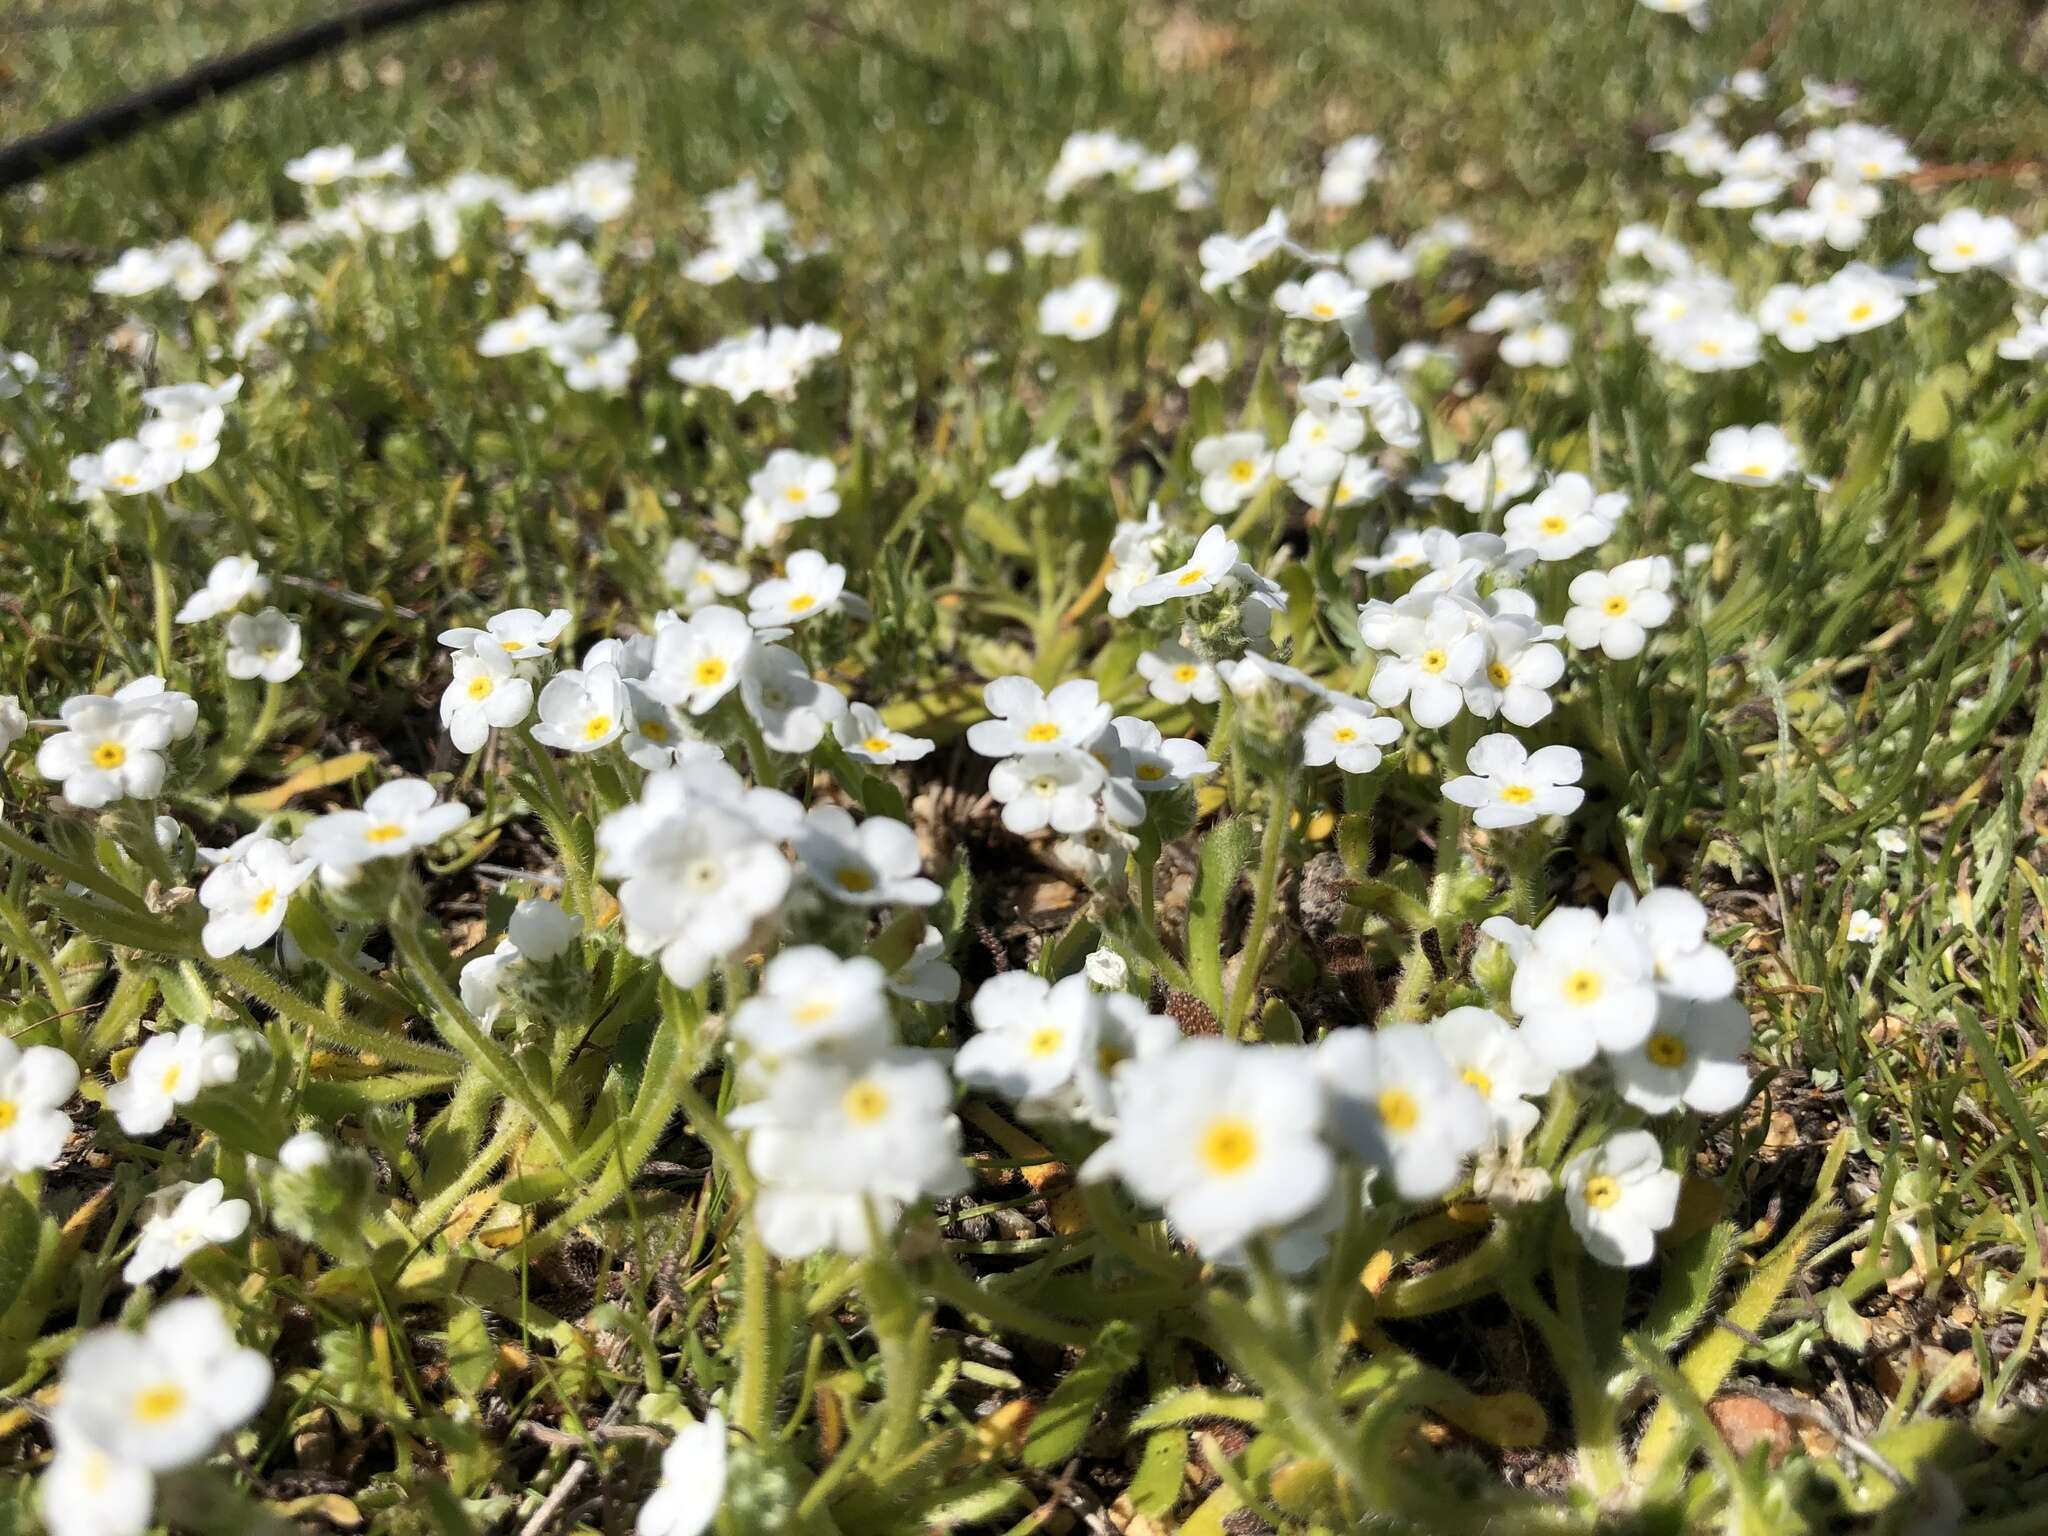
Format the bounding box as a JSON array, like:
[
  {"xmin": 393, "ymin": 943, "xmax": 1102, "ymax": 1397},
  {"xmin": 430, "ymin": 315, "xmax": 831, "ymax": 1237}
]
[{"xmin": 235, "ymin": 751, "xmax": 377, "ymax": 813}]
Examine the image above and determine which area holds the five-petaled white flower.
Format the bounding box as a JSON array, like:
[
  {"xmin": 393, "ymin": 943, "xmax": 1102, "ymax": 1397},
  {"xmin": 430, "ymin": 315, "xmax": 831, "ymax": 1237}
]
[
  {"xmin": 1563, "ymin": 1130, "xmax": 1682, "ymax": 1267},
  {"xmin": 122, "ymin": 1178, "xmax": 252, "ymax": 1286},
  {"xmin": 1443, "ymin": 734, "xmax": 1585, "ymax": 829},
  {"xmin": 0, "ymin": 1039, "xmax": 80, "ymax": 1176},
  {"xmin": 296, "ymin": 778, "xmax": 471, "ymax": 870},
  {"xmin": 1562, "ymin": 557, "xmax": 1675, "ymax": 660},
  {"xmin": 224, "ymin": 608, "xmax": 304, "ymax": 683}
]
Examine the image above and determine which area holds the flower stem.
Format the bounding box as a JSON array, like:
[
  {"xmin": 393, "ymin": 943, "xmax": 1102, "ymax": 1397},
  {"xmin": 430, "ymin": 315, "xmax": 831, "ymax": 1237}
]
[{"xmin": 1222, "ymin": 770, "xmax": 1292, "ymax": 1038}]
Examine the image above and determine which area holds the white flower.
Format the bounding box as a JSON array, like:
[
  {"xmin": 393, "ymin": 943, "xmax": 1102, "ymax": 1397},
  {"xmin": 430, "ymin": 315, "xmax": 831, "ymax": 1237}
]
[
  {"xmin": 39, "ymin": 1439, "xmax": 154, "ymax": 1536},
  {"xmin": 36, "ymin": 698, "xmax": 174, "ymax": 807},
  {"xmin": 956, "ymin": 972, "xmax": 1098, "ymax": 1103},
  {"xmin": 175, "ymin": 556, "xmax": 268, "ymax": 624},
  {"xmin": 137, "ymin": 407, "xmax": 224, "ymax": 475},
  {"xmin": 1318, "ymin": 1023, "xmax": 1490, "ymax": 1201},
  {"xmin": 1874, "ymin": 826, "xmax": 1910, "ymax": 856},
  {"xmin": 0, "ymin": 1039, "xmax": 79, "ymax": 1175},
  {"xmin": 748, "ymin": 550, "xmax": 846, "ymax": 629},
  {"xmin": 1649, "ymin": 118, "xmax": 1730, "ymax": 176},
  {"xmin": 636, "ymin": 1411, "xmax": 727, "ymax": 1536},
  {"xmin": 559, "ymin": 328, "xmax": 638, "ymax": 393},
  {"xmin": 532, "ymin": 664, "xmax": 629, "ymax": 753},
  {"xmin": 92, "ymin": 246, "xmax": 175, "ymax": 298},
  {"xmin": 478, "ymin": 304, "xmax": 557, "ymax": 357},
  {"xmin": 199, "ymin": 838, "xmax": 314, "ymax": 958},
  {"xmin": 277, "ymin": 1131, "xmax": 331, "ymax": 1172},
  {"xmin": 1510, "ymin": 908, "xmax": 1659, "ymax": 1069},
  {"xmin": 1044, "ymin": 130, "xmax": 1145, "ymax": 199},
  {"xmin": 568, "ymin": 156, "xmax": 636, "ymax": 222},
  {"xmin": 1611, "ymin": 996, "xmax": 1751, "ymax": 1116},
  {"xmin": 1562, "ymin": 557, "xmax": 1675, "ymax": 660},
  {"xmin": 438, "ymin": 606, "xmax": 571, "ymax": 661},
  {"xmin": 69, "ymin": 439, "xmax": 183, "ymax": 499},
  {"xmin": 1504, "ymin": 474, "xmax": 1626, "ymax": 561},
  {"xmin": 1563, "ymin": 1130, "xmax": 1681, "ymax": 1267},
  {"xmin": 1104, "ymin": 716, "xmax": 1216, "ymax": 794},
  {"xmin": 1136, "ymin": 643, "xmax": 1220, "ymax": 705},
  {"xmin": 1997, "ymin": 301, "xmax": 2048, "ymax": 362},
  {"xmin": 105, "ymin": 1025, "xmax": 241, "ymax": 1137},
  {"xmin": 1758, "ymin": 282, "xmax": 1837, "ymax": 353},
  {"xmin": 0, "ymin": 695, "xmax": 24, "ymax": 757},
  {"xmin": 1499, "ymin": 321, "xmax": 1573, "ymax": 369},
  {"xmin": 888, "ymin": 926, "xmax": 960, "ymax": 1005},
  {"xmin": 1691, "ymin": 424, "xmax": 1800, "ymax": 487},
  {"xmin": 1020, "ymin": 223, "xmax": 1084, "ymax": 260},
  {"xmin": 1913, "ymin": 208, "xmax": 2019, "ymax": 273},
  {"xmin": 122, "ymin": 1179, "xmax": 252, "ymax": 1286},
  {"xmin": 1083, "ymin": 948, "xmax": 1129, "ymax": 990},
  {"xmin": 1820, "ymin": 263, "xmax": 1908, "ymax": 334},
  {"xmin": 991, "ymin": 440, "xmax": 1071, "ymax": 500},
  {"xmin": 790, "ymin": 805, "xmax": 936, "ymax": 909},
  {"xmin": 1133, "ymin": 142, "xmax": 1209, "ymax": 203},
  {"xmin": 744, "ymin": 450, "xmax": 840, "ymax": 541},
  {"xmin": 1699, "ymin": 174, "xmax": 1787, "ymax": 210},
  {"xmin": 966, "ymin": 677, "xmax": 1111, "ymax": 758},
  {"xmin": 1847, "ymin": 908, "xmax": 1884, "ymax": 944},
  {"xmin": 1191, "ymin": 433, "xmax": 1273, "ymax": 513},
  {"xmin": 731, "ymin": 946, "xmax": 892, "ymax": 1059},
  {"xmin": 439, "ymin": 646, "xmax": 536, "ymax": 752},
  {"xmin": 1037, "ymin": 277, "xmax": 1119, "ymax": 340},
  {"xmin": 601, "ymin": 805, "xmax": 791, "ymax": 988},
  {"xmin": 1365, "ymin": 596, "xmax": 1486, "ymax": 728},
  {"xmin": 1443, "ymin": 734, "xmax": 1584, "ymax": 829},
  {"xmin": 988, "ymin": 750, "xmax": 1106, "ymax": 836},
  {"xmin": 52, "ymin": 1296, "xmax": 272, "ymax": 1469},
  {"xmin": 663, "ymin": 539, "xmax": 751, "ymax": 608},
  {"xmin": 1319, "ymin": 135, "xmax": 1383, "ymax": 207},
  {"xmin": 1606, "ymin": 885, "xmax": 1737, "ymax": 1000},
  {"xmin": 286, "ymin": 142, "xmax": 406, "ymax": 186},
  {"xmin": 232, "ymin": 293, "xmax": 300, "ymax": 358},
  {"xmin": 1080, "ymin": 1038, "xmax": 1332, "ymax": 1255},
  {"xmin": 1438, "ymin": 429, "xmax": 1538, "ymax": 513},
  {"xmin": 1275, "ymin": 269, "xmax": 1366, "ymax": 323},
  {"xmin": 1342, "ymin": 236, "xmax": 1414, "ymax": 291},
  {"xmin": 1808, "ymin": 176, "xmax": 1881, "ymax": 250},
  {"xmin": 645, "ymin": 605, "xmax": 754, "ymax": 714},
  {"xmin": 296, "ymin": 778, "xmax": 470, "ymax": 870},
  {"xmin": 1430, "ymin": 1007, "xmax": 1551, "ymax": 1144},
  {"xmin": 834, "ymin": 702, "xmax": 934, "ymax": 765},
  {"xmin": 1302, "ymin": 705, "xmax": 1402, "ymax": 774},
  {"xmin": 1275, "ymin": 402, "xmax": 1366, "ymax": 489},
  {"xmin": 458, "ymin": 944, "xmax": 520, "ymax": 1028},
  {"xmin": 1657, "ymin": 307, "xmax": 1763, "ymax": 372},
  {"xmin": 1126, "ymin": 525, "xmax": 1241, "ymax": 607},
  {"xmin": 1471, "ymin": 290, "xmax": 1550, "ymax": 335},
  {"xmin": 223, "ymin": 608, "xmax": 303, "ymax": 683},
  {"xmin": 1176, "ymin": 338, "xmax": 1230, "ymax": 388},
  {"xmin": 741, "ymin": 645, "xmax": 847, "ymax": 753}
]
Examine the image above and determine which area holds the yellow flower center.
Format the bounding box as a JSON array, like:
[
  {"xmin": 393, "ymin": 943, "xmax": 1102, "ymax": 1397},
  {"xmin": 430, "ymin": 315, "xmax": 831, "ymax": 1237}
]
[
  {"xmin": 581, "ymin": 715, "xmax": 614, "ymax": 741},
  {"xmin": 1229, "ymin": 459, "xmax": 1256, "ymax": 483},
  {"xmin": 500, "ymin": 638, "xmax": 526, "ymax": 652},
  {"xmin": 1026, "ymin": 1026, "xmax": 1066, "ymax": 1058},
  {"xmin": 115, "ymin": 473, "xmax": 140, "ymax": 489},
  {"xmin": 1175, "ymin": 567, "xmax": 1206, "ymax": 587},
  {"xmin": 364, "ymin": 823, "xmax": 406, "ymax": 844},
  {"xmin": 1788, "ymin": 308, "xmax": 1808, "ymax": 325},
  {"xmin": 1173, "ymin": 665, "xmax": 1200, "ymax": 684},
  {"xmin": 835, "ymin": 867, "xmax": 876, "ymax": 894},
  {"xmin": 1134, "ymin": 761, "xmax": 1167, "ymax": 782},
  {"xmin": 1023, "ymin": 721, "xmax": 1062, "ymax": 744},
  {"xmin": 1739, "ymin": 463, "xmax": 1768, "ymax": 479},
  {"xmin": 862, "ymin": 736, "xmax": 893, "ymax": 753},
  {"xmin": 1461, "ymin": 1068, "xmax": 1493, "ymax": 1099},
  {"xmin": 1645, "ymin": 1031, "xmax": 1689, "ymax": 1069},
  {"xmin": 1602, "ymin": 595, "xmax": 1630, "ymax": 617},
  {"xmin": 1419, "ymin": 648, "xmax": 1448, "ymax": 674},
  {"xmin": 842, "ymin": 1080, "xmax": 890, "ymax": 1124},
  {"xmin": 0, "ymin": 1101, "xmax": 17, "ymax": 1131},
  {"xmin": 251, "ymin": 888, "xmax": 277, "ymax": 916},
  {"xmin": 1311, "ymin": 302, "xmax": 1335, "ymax": 318},
  {"xmin": 159, "ymin": 1065, "xmax": 183, "ymax": 1095},
  {"xmin": 640, "ymin": 720, "xmax": 670, "ymax": 742},
  {"xmin": 1847, "ymin": 302, "xmax": 1873, "ymax": 322},
  {"xmin": 1563, "ymin": 969, "xmax": 1604, "ymax": 1004},
  {"xmin": 92, "ymin": 741, "xmax": 128, "ymax": 770},
  {"xmin": 1696, "ymin": 339, "xmax": 1723, "ymax": 358},
  {"xmin": 1539, "ymin": 515, "xmax": 1568, "ymax": 535},
  {"xmin": 1581, "ymin": 1175, "xmax": 1621, "ymax": 1210},
  {"xmin": 1499, "ymin": 783, "xmax": 1535, "ymax": 805},
  {"xmin": 1198, "ymin": 1116, "xmax": 1259, "ymax": 1175},
  {"xmin": 132, "ymin": 1384, "xmax": 187, "ymax": 1425},
  {"xmin": 792, "ymin": 999, "xmax": 836, "ymax": 1026},
  {"xmin": 1953, "ymin": 242, "xmax": 1975, "ymax": 258},
  {"xmin": 787, "ymin": 593, "xmax": 816, "ymax": 612},
  {"xmin": 466, "ymin": 675, "xmax": 494, "ymax": 700},
  {"xmin": 692, "ymin": 658, "xmax": 728, "ymax": 687},
  {"xmin": 784, "ymin": 486, "xmax": 808, "ymax": 503},
  {"xmin": 1488, "ymin": 662, "xmax": 1513, "ymax": 687},
  {"xmin": 1378, "ymin": 1089, "xmax": 1420, "ymax": 1132},
  {"xmin": 1331, "ymin": 727, "xmax": 1358, "ymax": 745}
]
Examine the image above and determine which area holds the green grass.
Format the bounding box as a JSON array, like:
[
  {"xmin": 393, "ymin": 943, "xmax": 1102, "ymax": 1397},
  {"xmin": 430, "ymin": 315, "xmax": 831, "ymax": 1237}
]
[{"xmin": 3, "ymin": 0, "xmax": 2048, "ymax": 1532}]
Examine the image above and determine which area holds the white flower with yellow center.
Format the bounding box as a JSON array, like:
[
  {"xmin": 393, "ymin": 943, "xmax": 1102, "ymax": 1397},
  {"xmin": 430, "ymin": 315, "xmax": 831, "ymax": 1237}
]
[
  {"xmin": 1135, "ymin": 643, "xmax": 1220, "ymax": 706},
  {"xmin": 966, "ymin": 676, "xmax": 1111, "ymax": 758},
  {"xmin": 1037, "ymin": 276, "xmax": 1120, "ymax": 341},
  {"xmin": 440, "ymin": 645, "xmax": 535, "ymax": 753},
  {"xmin": 35, "ymin": 697, "xmax": 175, "ymax": 808},
  {"xmin": 1318, "ymin": 1024, "xmax": 1490, "ymax": 1200},
  {"xmin": 1429, "ymin": 1007, "xmax": 1553, "ymax": 1145},
  {"xmin": 955, "ymin": 972, "xmax": 1098, "ymax": 1103},
  {"xmin": 794, "ymin": 805, "xmax": 940, "ymax": 908},
  {"xmin": 662, "ymin": 538, "xmax": 751, "ymax": 610},
  {"xmin": 54, "ymin": 1295, "xmax": 272, "ymax": 1469},
  {"xmin": 645, "ymin": 604, "xmax": 755, "ymax": 715},
  {"xmin": 296, "ymin": 778, "xmax": 471, "ymax": 873},
  {"xmin": 121, "ymin": 1178, "xmax": 252, "ymax": 1286},
  {"xmin": 991, "ymin": 440, "xmax": 1072, "ymax": 501},
  {"xmin": 532, "ymin": 663, "xmax": 630, "ymax": 753},
  {"xmin": 105, "ymin": 1024, "xmax": 242, "ymax": 1138},
  {"xmin": 1437, "ymin": 428, "xmax": 1539, "ymax": 513},
  {"xmin": 0, "ymin": 1038, "xmax": 79, "ymax": 1176},
  {"xmin": 988, "ymin": 749, "xmax": 1107, "ymax": 836},
  {"xmin": 1819, "ymin": 262, "xmax": 1907, "ymax": 335},
  {"xmin": 223, "ymin": 607, "xmax": 303, "ymax": 684},
  {"xmin": 1913, "ymin": 207, "xmax": 2019, "ymax": 274},
  {"xmin": 1275, "ymin": 269, "xmax": 1367, "ymax": 324},
  {"xmin": 174, "ymin": 554, "xmax": 268, "ymax": 624},
  {"xmin": 477, "ymin": 304, "xmax": 558, "ymax": 357},
  {"xmin": 1611, "ymin": 996, "xmax": 1752, "ymax": 1116},
  {"xmin": 437, "ymin": 605, "xmax": 571, "ymax": 662},
  {"xmin": 1561, "ymin": 556, "xmax": 1675, "ymax": 660},
  {"xmin": 740, "ymin": 643, "xmax": 848, "ymax": 753},
  {"xmin": 1081, "ymin": 1038, "xmax": 1332, "ymax": 1255},
  {"xmin": 1691, "ymin": 423, "xmax": 1799, "ymax": 488},
  {"xmin": 1606, "ymin": 885, "xmax": 1737, "ymax": 1000},
  {"xmin": 138, "ymin": 404, "xmax": 224, "ymax": 475},
  {"xmin": 1302, "ymin": 704, "xmax": 1403, "ymax": 775},
  {"xmin": 68, "ymin": 438, "xmax": 183, "ymax": 500},
  {"xmin": 732, "ymin": 946, "xmax": 892, "ymax": 1060},
  {"xmin": 1563, "ymin": 1130, "xmax": 1681, "ymax": 1267},
  {"xmin": 1509, "ymin": 907, "xmax": 1658, "ymax": 1070},
  {"xmin": 199, "ymin": 837, "xmax": 314, "ymax": 959},
  {"xmin": 38, "ymin": 1434, "xmax": 154, "ymax": 1536},
  {"xmin": 834, "ymin": 701, "xmax": 935, "ymax": 765},
  {"xmin": 1364, "ymin": 594, "xmax": 1487, "ymax": 728},
  {"xmin": 1443, "ymin": 734, "xmax": 1584, "ymax": 829},
  {"xmin": 1191, "ymin": 432, "xmax": 1273, "ymax": 514},
  {"xmin": 747, "ymin": 549, "xmax": 847, "ymax": 630}
]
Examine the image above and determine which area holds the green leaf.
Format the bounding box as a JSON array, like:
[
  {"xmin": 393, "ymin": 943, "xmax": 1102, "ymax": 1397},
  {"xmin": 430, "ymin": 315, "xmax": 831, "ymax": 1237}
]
[
  {"xmin": 1186, "ymin": 819, "xmax": 1253, "ymax": 1010},
  {"xmin": 0, "ymin": 1188, "xmax": 41, "ymax": 1323},
  {"xmin": 1129, "ymin": 1426, "xmax": 1190, "ymax": 1517},
  {"xmin": 445, "ymin": 1303, "xmax": 496, "ymax": 1397},
  {"xmin": 1022, "ymin": 1319, "xmax": 1143, "ymax": 1468}
]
